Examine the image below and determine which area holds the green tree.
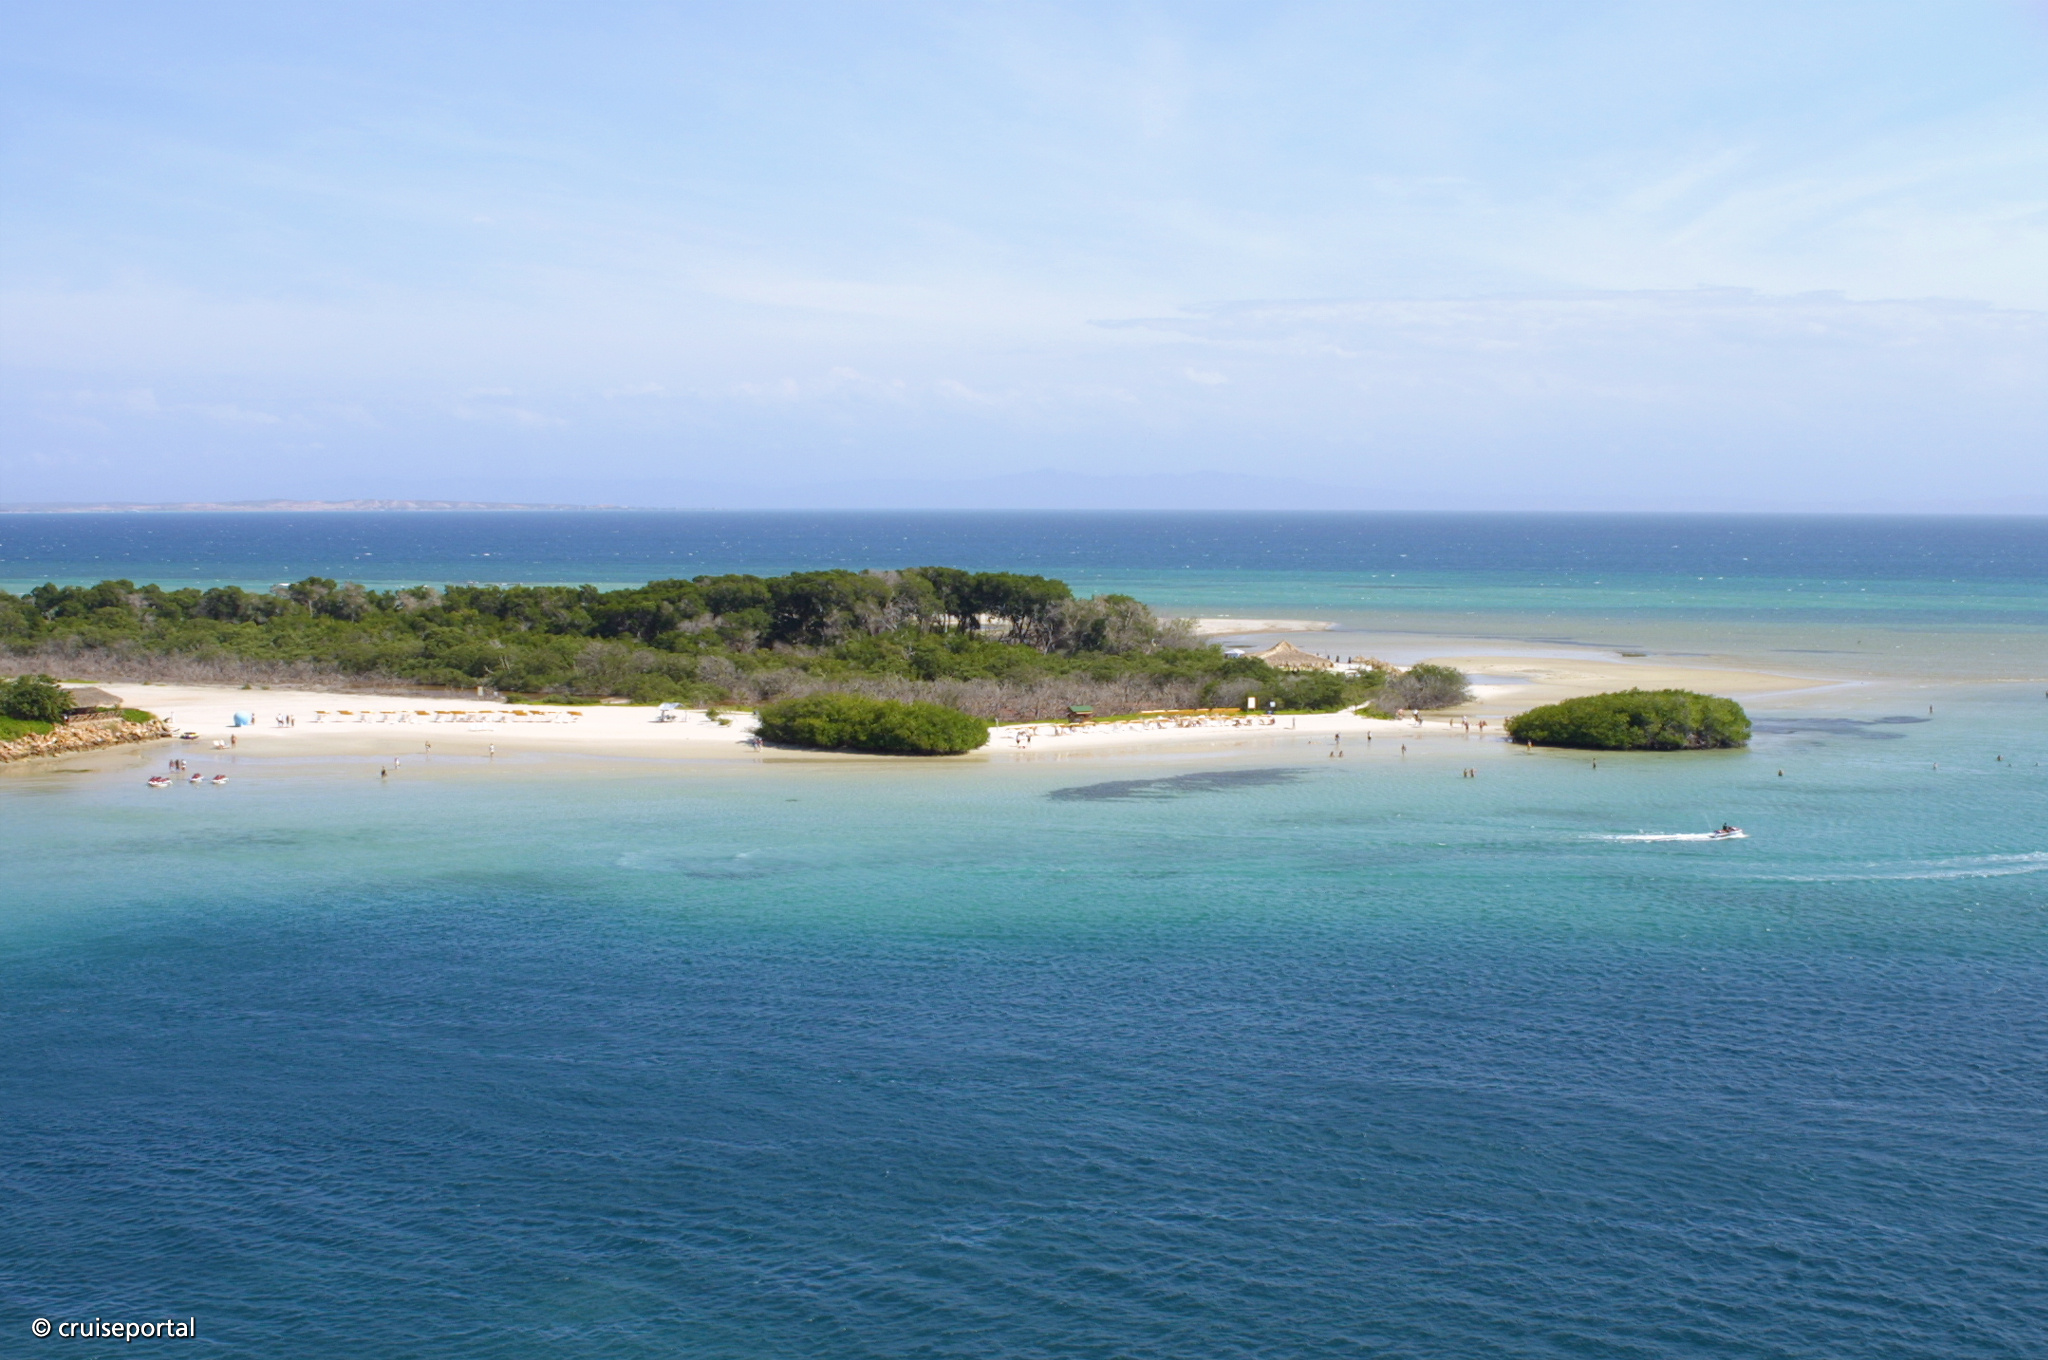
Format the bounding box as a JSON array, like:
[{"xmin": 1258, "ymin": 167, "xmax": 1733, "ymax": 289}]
[
  {"xmin": 1387, "ymin": 663, "xmax": 1470, "ymax": 710},
  {"xmin": 906, "ymin": 567, "xmax": 977, "ymax": 630},
  {"xmin": 767, "ymin": 570, "xmax": 896, "ymax": 644},
  {"xmin": 1505, "ymin": 690, "xmax": 1750, "ymax": 750},
  {"xmin": 969, "ymin": 572, "xmax": 1073, "ymax": 647},
  {"xmin": 1048, "ymin": 594, "xmax": 1162, "ymax": 654},
  {"xmin": 0, "ymin": 673, "xmax": 71, "ymax": 723},
  {"xmin": 756, "ymin": 693, "xmax": 989, "ymax": 754}
]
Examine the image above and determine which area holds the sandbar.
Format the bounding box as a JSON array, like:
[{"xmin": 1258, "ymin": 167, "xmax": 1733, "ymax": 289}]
[
  {"xmin": 11, "ymin": 653, "xmax": 1839, "ymax": 768},
  {"xmin": 1189, "ymin": 618, "xmax": 1336, "ymax": 635}
]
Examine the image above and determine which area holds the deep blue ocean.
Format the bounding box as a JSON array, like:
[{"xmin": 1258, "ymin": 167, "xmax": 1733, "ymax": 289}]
[{"xmin": 4, "ymin": 513, "xmax": 2047, "ymax": 1357}]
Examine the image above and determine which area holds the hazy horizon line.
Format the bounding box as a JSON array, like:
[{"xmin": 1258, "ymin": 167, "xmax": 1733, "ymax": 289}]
[{"xmin": 4, "ymin": 501, "xmax": 2047, "ymax": 520}]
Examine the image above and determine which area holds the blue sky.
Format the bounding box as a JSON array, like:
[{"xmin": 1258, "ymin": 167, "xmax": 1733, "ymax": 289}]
[{"xmin": 5, "ymin": 2, "xmax": 2047, "ymax": 509}]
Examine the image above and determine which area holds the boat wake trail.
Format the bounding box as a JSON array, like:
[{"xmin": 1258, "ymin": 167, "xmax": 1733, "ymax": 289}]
[
  {"xmin": 1597, "ymin": 831, "xmax": 1747, "ymax": 842},
  {"xmin": 1759, "ymin": 852, "xmax": 2048, "ymax": 883}
]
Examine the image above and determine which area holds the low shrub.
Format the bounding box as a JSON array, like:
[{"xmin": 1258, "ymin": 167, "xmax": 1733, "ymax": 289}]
[
  {"xmin": 0, "ymin": 715, "xmax": 55, "ymax": 740},
  {"xmin": 1, "ymin": 673, "xmax": 70, "ymax": 723},
  {"xmin": 756, "ymin": 692, "xmax": 989, "ymax": 755},
  {"xmin": 1386, "ymin": 663, "xmax": 1470, "ymax": 711},
  {"xmin": 1254, "ymin": 670, "xmax": 1349, "ymax": 712},
  {"xmin": 1505, "ymin": 689, "xmax": 1750, "ymax": 751},
  {"xmin": 121, "ymin": 709, "xmax": 156, "ymax": 723},
  {"xmin": 1243, "ymin": 668, "xmax": 1398, "ymax": 713}
]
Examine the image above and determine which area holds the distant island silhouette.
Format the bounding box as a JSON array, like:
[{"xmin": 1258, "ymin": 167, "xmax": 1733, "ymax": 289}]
[{"xmin": 0, "ymin": 500, "xmax": 624, "ymax": 513}]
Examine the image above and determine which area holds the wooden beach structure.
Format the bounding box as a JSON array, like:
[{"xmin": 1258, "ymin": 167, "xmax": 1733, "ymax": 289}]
[
  {"xmin": 1245, "ymin": 641, "xmax": 1334, "ymax": 671},
  {"xmin": 62, "ymin": 686, "xmax": 127, "ymax": 724}
]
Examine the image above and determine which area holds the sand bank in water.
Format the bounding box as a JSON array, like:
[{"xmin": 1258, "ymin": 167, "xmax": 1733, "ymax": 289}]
[
  {"xmin": 33, "ymin": 657, "xmax": 1834, "ymax": 765},
  {"xmin": 1188, "ymin": 618, "xmax": 1336, "ymax": 635}
]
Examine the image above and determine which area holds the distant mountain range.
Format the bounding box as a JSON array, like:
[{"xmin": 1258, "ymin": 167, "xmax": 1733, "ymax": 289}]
[{"xmin": 0, "ymin": 500, "xmax": 624, "ymax": 513}]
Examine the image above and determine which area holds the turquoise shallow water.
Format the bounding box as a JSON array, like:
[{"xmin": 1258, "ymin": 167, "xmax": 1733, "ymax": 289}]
[
  {"xmin": 6, "ymin": 685, "xmax": 2048, "ymax": 1357},
  {"xmin": 5, "ymin": 514, "xmax": 2048, "ymax": 1355}
]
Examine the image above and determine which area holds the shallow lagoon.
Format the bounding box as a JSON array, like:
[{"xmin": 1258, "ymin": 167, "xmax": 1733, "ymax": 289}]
[
  {"xmin": 5, "ymin": 679, "xmax": 2047, "ymax": 1357},
  {"xmin": 5, "ymin": 513, "xmax": 2048, "ymax": 1355}
]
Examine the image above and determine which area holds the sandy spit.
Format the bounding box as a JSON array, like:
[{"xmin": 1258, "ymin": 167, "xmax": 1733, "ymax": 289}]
[{"xmin": 26, "ymin": 655, "xmax": 1835, "ymax": 767}]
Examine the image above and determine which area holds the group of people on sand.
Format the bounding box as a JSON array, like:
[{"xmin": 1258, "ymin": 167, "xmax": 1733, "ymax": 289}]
[
  {"xmin": 1023, "ymin": 715, "xmax": 1288, "ymax": 739},
  {"xmin": 1386, "ymin": 713, "xmax": 1488, "ymax": 737}
]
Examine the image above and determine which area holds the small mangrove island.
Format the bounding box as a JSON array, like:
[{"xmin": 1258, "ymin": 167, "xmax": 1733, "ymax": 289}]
[
  {"xmin": 756, "ymin": 693, "xmax": 991, "ymax": 755},
  {"xmin": 1504, "ymin": 689, "xmax": 1750, "ymax": 751}
]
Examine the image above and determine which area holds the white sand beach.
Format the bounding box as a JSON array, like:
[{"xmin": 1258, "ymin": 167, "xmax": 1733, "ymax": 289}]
[
  {"xmin": 65, "ymin": 682, "xmax": 765, "ymax": 760},
  {"xmin": 25, "ymin": 651, "xmax": 1838, "ymax": 768},
  {"xmin": 1427, "ymin": 654, "xmax": 1840, "ymax": 711}
]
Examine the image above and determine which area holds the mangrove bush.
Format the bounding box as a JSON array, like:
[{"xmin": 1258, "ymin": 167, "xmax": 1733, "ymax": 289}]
[
  {"xmin": 1505, "ymin": 689, "xmax": 1750, "ymax": 750},
  {"xmin": 756, "ymin": 693, "xmax": 990, "ymax": 755}
]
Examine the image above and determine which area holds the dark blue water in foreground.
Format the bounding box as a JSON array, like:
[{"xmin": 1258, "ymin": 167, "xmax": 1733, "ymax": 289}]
[
  {"xmin": 5, "ymin": 514, "xmax": 2048, "ymax": 1355},
  {"xmin": 9, "ymin": 701, "xmax": 2048, "ymax": 1358}
]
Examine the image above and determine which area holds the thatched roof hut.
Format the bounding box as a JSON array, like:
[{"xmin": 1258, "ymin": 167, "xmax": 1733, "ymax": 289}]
[
  {"xmin": 64, "ymin": 686, "xmax": 124, "ymax": 711},
  {"xmin": 1246, "ymin": 641, "xmax": 1333, "ymax": 671}
]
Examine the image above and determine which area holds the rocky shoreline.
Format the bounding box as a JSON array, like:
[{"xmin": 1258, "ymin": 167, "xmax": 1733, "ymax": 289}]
[{"xmin": 0, "ymin": 717, "xmax": 174, "ymax": 763}]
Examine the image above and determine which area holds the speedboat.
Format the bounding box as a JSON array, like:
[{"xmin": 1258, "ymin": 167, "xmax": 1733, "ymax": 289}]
[
  {"xmin": 188, "ymin": 773, "xmax": 204, "ymax": 783},
  {"xmin": 147, "ymin": 775, "xmax": 171, "ymax": 787},
  {"xmin": 211, "ymin": 774, "xmax": 229, "ymax": 785}
]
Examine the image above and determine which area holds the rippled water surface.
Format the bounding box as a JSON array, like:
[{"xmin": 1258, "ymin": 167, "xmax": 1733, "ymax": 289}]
[
  {"xmin": 4, "ymin": 514, "xmax": 2048, "ymax": 1356},
  {"xmin": 7, "ymin": 686, "xmax": 2048, "ymax": 1358}
]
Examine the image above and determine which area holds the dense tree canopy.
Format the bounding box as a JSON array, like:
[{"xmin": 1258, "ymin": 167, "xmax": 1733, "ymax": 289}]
[
  {"xmin": 1505, "ymin": 690, "xmax": 1750, "ymax": 750},
  {"xmin": 1380, "ymin": 662, "xmax": 1471, "ymax": 711},
  {"xmin": 756, "ymin": 693, "xmax": 989, "ymax": 755},
  {"xmin": 0, "ymin": 673, "xmax": 69, "ymax": 723},
  {"xmin": 0, "ymin": 568, "xmax": 1271, "ymax": 710},
  {"xmin": 0, "ymin": 569, "xmax": 1419, "ymax": 719}
]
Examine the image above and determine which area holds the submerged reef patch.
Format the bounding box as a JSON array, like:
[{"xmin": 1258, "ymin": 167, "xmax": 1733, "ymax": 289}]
[{"xmin": 1049, "ymin": 767, "xmax": 1307, "ymax": 802}]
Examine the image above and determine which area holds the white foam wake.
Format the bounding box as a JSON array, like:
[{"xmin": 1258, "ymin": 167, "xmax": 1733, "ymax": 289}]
[
  {"xmin": 1763, "ymin": 852, "xmax": 2048, "ymax": 883},
  {"xmin": 1598, "ymin": 832, "xmax": 1747, "ymax": 842}
]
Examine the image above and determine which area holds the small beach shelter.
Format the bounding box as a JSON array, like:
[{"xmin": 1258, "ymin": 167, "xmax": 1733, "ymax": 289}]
[
  {"xmin": 1065, "ymin": 705, "xmax": 1096, "ymax": 721},
  {"xmin": 63, "ymin": 686, "xmax": 124, "ymax": 711},
  {"xmin": 1247, "ymin": 641, "xmax": 1334, "ymax": 671}
]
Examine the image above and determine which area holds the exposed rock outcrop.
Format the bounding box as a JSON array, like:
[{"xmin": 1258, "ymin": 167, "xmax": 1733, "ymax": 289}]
[{"xmin": 0, "ymin": 718, "xmax": 174, "ymax": 763}]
